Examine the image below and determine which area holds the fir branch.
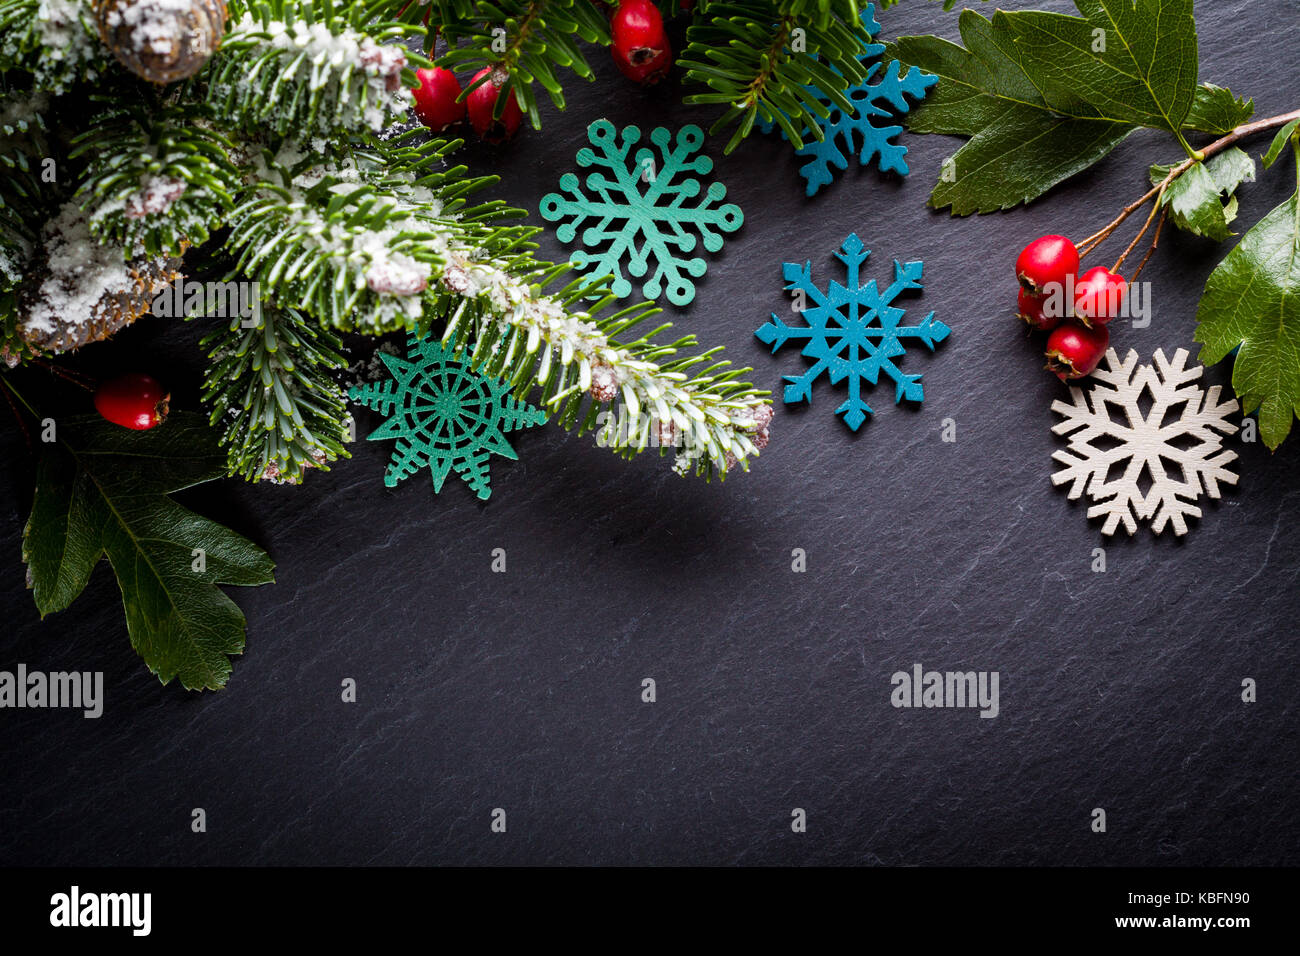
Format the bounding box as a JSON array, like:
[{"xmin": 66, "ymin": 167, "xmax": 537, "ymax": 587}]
[
  {"xmin": 309, "ymin": 130, "xmax": 772, "ymax": 475},
  {"xmin": 199, "ymin": 304, "xmax": 350, "ymax": 482},
  {"xmin": 679, "ymin": 0, "xmax": 872, "ymax": 152},
  {"xmin": 428, "ymin": 0, "xmax": 611, "ymax": 128},
  {"xmin": 70, "ymin": 106, "xmax": 242, "ymax": 258},
  {"xmin": 208, "ymin": 0, "xmax": 429, "ymax": 136},
  {"xmin": 226, "ymin": 141, "xmax": 457, "ymax": 333},
  {"xmin": 0, "ymin": 0, "xmax": 105, "ymax": 94},
  {"xmin": 0, "ymin": 101, "xmax": 50, "ymax": 291}
]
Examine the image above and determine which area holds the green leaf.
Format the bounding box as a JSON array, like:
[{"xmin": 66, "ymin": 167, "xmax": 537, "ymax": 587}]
[
  {"xmin": 997, "ymin": 1, "xmax": 1199, "ymax": 135},
  {"xmin": 1263, "ymin": 119, "xmax": 1300, "ymax": 170},
  {"xmin": 22, "ymin": 413, "xmax": 275, "ymax": 690},
  {"xmin": 1184, "ymin": 83, "xmax": 1255, "ymax": 134},
  {"xmin": 885, "ymin": 11, "xmax": 1133, "ymax": 215},
  {"xmin": 1157, "ymin": 147, "xmax": 1256, "ymax": 241},
  {"xmin": 885, "ymin": 2, "xmax": 1242, "ymax": 214},
  {"xmin": 1195, "ymin": 187, "xmax": 1300, "ymax": 450}
]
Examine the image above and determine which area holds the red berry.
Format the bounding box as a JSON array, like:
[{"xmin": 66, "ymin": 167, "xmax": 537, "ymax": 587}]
[
  {"xmin": 1045, "ymin": 322, "xmax": 1109, "ymax": 381},
  {"xmin": 611, "ymin": 0, "xmax": 672, "ymax": 85},
  {"xmin": 1073, "ymin": 266, "xmax": 1128, "ymax": 326},
  {"xmin": 94, "ymin": 373, "xmax": 169, "ymax": 430},
  {"xmin": 411, "ymin": 67, "xmax": 465, "ymax": 132},
  {"xmin": 1015, "ymin": 234, "xmax": 1079, "ymax": 296},
  {"xmin": 466, "ymin": 67, "xmax": 522, "ymax": 143},
  {"xmin": 1016, "ymin": 288, "xmax": 1062, "ymax": 332}
]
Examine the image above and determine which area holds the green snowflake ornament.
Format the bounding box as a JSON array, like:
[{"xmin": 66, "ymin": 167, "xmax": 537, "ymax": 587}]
[
  {"xmin": 348, "ymin": 334, "xmax": 547, "ymax": 500},
  {"xmin": 540, "ymin": 120, "xmax": 743, "ymax": 307}
]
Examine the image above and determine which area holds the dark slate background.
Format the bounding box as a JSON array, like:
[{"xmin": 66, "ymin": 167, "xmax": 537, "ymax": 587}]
[{"xmin": 2, "ymin": 0, "xmax": 1298, "ymax": 867}]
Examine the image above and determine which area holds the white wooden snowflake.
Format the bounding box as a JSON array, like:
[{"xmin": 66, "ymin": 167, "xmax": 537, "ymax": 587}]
[{"xmin": 1050, "ymin": 348, "xmax": 1240, "ymax": 537}]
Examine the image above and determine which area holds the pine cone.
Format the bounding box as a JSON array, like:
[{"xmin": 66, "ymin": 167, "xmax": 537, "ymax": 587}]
[{"xmin": 96, "ymin": 0, "xmax": 228, "ymax": 84}]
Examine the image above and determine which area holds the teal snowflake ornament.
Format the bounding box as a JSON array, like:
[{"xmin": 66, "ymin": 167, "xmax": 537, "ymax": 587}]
[
  {"xmin": 348, "ymin": 334, "xmax": 547, "ymax": 500},
  {"xmin": 539, "ymin": 120, "xmax": 743, "ymax": 307},
  {"xmin": 759, "ymin": 4, "xmax": 937, "ymax": 196},
  {"xmin": 756, "ymin": 234, "xmax": 949, "ymax": 431}
]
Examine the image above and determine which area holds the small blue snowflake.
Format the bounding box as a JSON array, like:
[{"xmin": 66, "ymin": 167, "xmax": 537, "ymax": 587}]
[
  {"xmin": 756, "ymin": 234, "xmax": 949, "ymax": 431},
  {"xmin": 760, "ymin": 4, "xmax": 937, "ymax": 196}
]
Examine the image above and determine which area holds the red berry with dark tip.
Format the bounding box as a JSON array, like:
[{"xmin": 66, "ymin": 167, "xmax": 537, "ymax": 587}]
[
  {"xmin": 1045, "ymin": 322, "xmax": 1109, "ymax": 381},
  {"xmin": 1016, "ymin": 234, "xmax": 1080, "ymax": 296},
  {"xmin": 411, "ymin": 67, "xmax": 465, "ymax": 132},
  {"xmin": 94, "ymin": 373, "xmax": 169, "ymax": 430},
  {"xmin": 1073, "ymin": 266, "xmax": 1128, "ymax": 326},
  {"xmin": 611, "ymin": 0, "xmax": 672, "ymax": 85},
  {"xmin": 466, "ymin": 67, "xmax": 522, "ymax": 143},
  {"xmin": 1017, "ymin": 287, "xmax": 1062, "ymax": 332}
]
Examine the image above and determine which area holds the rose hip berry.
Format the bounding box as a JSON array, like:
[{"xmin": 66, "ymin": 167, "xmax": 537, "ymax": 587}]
[
  {"xmin": 1073, "ymin": 266, "xmax": 1128, "ymax": 326},
  {"xmin": 1017, "ymin": 287, "xmax": 1063, "ymax": 332},
  {"xmin": 94, "ymin": 373, "xmax": 169, "ymax": 430},
  {"xmin": 411, "ymin": 67, "xmax": 465, "ymax": 133},
  {"xmin": 466, "ymin": 67, "xmax": 523, "ymax": 143},
  {"xmin": 611, "ymin": 0, "xmax": 672, "ymax": 85},
  {"xmin": 1015, "ymin": 234, "xmax": 1080, "ymax": 296},
  {"xmin": 1045, "ymin": 322, "xmax": 1110, "ymax": 381}
]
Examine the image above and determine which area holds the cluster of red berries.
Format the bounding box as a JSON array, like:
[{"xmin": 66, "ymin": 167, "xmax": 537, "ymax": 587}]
[
  {"xmin": 1015, "ymin": 235, "xmax": 1128, "ymax": 381},
  {"xmin": 411, "ymin": 0, "xmax": 672, "ymax": 143}
]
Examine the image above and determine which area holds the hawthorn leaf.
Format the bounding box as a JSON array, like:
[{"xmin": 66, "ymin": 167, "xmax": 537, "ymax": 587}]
[
  {"xmin": 998, "ymin": 0, "xmax": 1199, "ymax": 134},
  {"xmin": 1195, "ymin": 184, "xmax": 1300, "ymax": 450},
  {"xmin": 885, "ymin": 3, "xmax": 1250, "ymax": 215},
  {"xmin": 1263, "ymin": 119, "xmax": 1300, "ymax": 169},
  {"xmin": 1184, "ymin": 83, "xmax": 1255, "ymax": 135},
  {"xmin": 885, "ymin": 12, "xmax": 1133, "ymax": 215},
  {"xmin": 1152, "ymin": 147, "xmax": 1256, "ymax": 241},
  {"xmin": 22, "ymin": 412, "xmax": 275, "ymax": 690}
]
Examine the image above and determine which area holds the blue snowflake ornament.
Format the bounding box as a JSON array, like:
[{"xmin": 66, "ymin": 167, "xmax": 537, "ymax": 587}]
[
  {"xmin": 540, "ymin": 120, "xmax": 743, "ymax": 306},
  {"xmin": 348, "ymin": 334, "xmax": 547, "ymax": 500},
  {"xmin": 759, "ymin": 4, "xmax": 937, "ymax": 196},
  {"xmin": 756, "ymin": 234, "xmax": 949, "ymax": 431}
]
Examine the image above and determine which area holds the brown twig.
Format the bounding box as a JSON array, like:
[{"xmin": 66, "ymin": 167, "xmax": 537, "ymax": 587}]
[
  {"xmin": 1077, "ymin": 108, "xmax": 1300, "ymax": 259},
  {"xmin": 1130, "ymin": 209, "xmax": 1168, "ymax": 284},
  {"xmin": 31, "ymin": 358, "xmax": 95, "ymax": 391},
  {"xmin": 1113, "ymin": 181, "xmax": 1167, "ymax": 274},
  {"xmin": 0, "ymin": 378, "xmax": 33, "ymax": 450}
]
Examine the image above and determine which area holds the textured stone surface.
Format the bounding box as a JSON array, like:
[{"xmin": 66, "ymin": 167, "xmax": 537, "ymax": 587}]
[{"xmin": 1, "ymin": 0, "xmax": 1297, "ymax": 866}]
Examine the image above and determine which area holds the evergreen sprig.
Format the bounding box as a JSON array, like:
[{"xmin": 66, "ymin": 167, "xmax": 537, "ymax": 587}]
[
  {"xmin": 199, "ymin": 305, "xmax": 350, "ymax": 482},
  {"xmin": 428, "ymin": 0, "xmax": 610, "ymax": 129},
  {"xmin": 679, "ymin": 0, "xmax": 872, "ymax": 152},
  {"xmin": 70, "ymin": 106, "xmax": 242, "ymax": 257},
  {"xmin": 210, "ymin": 0, "xmax": 429, "ymax": 136}
]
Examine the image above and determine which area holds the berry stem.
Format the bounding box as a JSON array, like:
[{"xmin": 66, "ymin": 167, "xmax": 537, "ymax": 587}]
[
  {"xmin": 1077, "ymin": 108, "xmax": 1300, "ymax": 258},
  {"xmin": 1112, "ymin": 180, "xmax": 1167, "ymax": 275},
  {"xmin": 1129, "ymin": 208, "xmax": 1167, "ymax": 284},
  {"xmin": 0, "ymin": 377, "xmax": 33, "ymax": 450}
]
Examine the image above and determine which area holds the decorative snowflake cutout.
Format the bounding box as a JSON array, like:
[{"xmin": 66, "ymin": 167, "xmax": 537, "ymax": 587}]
[
  {"xmin": 1051, "ymin": 348, "xmax": 1240, "ymax": 537},
  {"xmin": 759, "ymin": 4, "xmax": 937, "ymax": 196},
  {"xmin": 755, "ymin": 233, "xmax": 949, "ymax": 431},
  {"xmin": 539, "ymin": 120, "xmax": 743, "ymax": 306},
  {"xmin": 348, "ymin": 334, "xmax": 547, "ymax": 500}
]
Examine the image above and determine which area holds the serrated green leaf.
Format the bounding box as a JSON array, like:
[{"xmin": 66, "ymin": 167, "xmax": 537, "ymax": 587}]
[
  {"xmin": 22, "ymin": 413, "xmax": 275, "ymax": 690},
  {"xmin": 886, "ymin": 11, "xmax": 1133, "ymax": 215},
  {"xmin": 1184, "ymin": 83, "xmax": 1255, "ymax": 134},
  {"xmin": 1263, "ymin": 119, "xmax": 1300, "ymax": 170},
  {"xmin": 886, "ymin": 2, "xmax": 1254, "ymax": 214},
  {"xmin": 1158, "ymin": 147, "xmax": 1255, "ymax": 241},
  {"xmin": 995, "ymin": 1, "xmax": 1199, "ymax": 135},
  {"xmin": 1195, "ymin": 186, "xmax": 1300, "ymax": 450}
]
